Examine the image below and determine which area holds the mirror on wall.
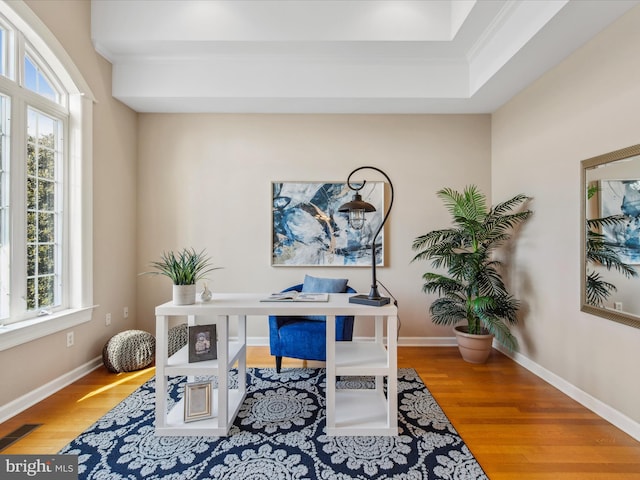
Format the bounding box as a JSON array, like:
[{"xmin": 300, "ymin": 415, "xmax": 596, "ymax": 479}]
[{"xmin": 581, "ymin": 144, "xmax": 640, "ymax": 329}]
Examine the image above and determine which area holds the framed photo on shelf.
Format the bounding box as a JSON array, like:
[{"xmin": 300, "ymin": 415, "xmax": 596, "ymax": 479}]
[
  {"xmin": 188, "ymin": 325, "xmax": 217, "ymax": 362},
  {"xmin": 184, "ymin": 381, "xmax": 213, "ymax": 422}
]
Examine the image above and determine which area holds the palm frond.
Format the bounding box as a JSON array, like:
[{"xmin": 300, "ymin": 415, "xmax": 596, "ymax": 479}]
[
  {"xmin": 142, "ymin": 248, "xmax": 222, "ymax": 285},
  {"xmin": 437, "ymin": 185, "xmax": 487, "ymax": 223},
  {"xmin": 490, "ymin": 194, "xmax": 530, "ymax": 216},
  {"xmin": 586, "ymin": 231, "xmax": 638, "ymax": 278},
  {"xmin": 430, "ymin": 297, "xmax": 467, "ymax": 326},
  {"xmin": 587, "ymin": 215, "xmax": 627, "ymax": 228},
  {"xmin": 477, "ymin": 312, "xmax": 518, "ymax": 350},
  {"xmin": 584, "ymin": 211, "xmax": 637, "ymax": 305},
  {"xmin": 586, "ymin": 271, "xmax": 617, "ymax": 307}
]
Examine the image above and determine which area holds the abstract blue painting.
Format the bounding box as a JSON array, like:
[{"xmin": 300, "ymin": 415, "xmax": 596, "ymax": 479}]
[
  {"xmin": 600, "ymin": 179, "xmax": 640, "ymax": 264},
  {"xmin": 272, "ymin": 181, "xmax": 384, "ymax": 266}
]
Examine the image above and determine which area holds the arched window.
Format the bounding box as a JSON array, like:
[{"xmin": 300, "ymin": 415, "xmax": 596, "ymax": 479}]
[{"xmin": 0, "ymin": 2, "xmax": 94, "ymax": 350}]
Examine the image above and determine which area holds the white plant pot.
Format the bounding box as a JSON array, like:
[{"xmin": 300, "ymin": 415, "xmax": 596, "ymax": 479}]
[{"xmin": 173, "ymin": 284, "xmax": 196, "ymax": 305}]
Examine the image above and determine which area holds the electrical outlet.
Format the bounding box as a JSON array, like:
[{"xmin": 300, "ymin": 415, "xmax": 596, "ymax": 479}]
[
  {"xmin": 124, "ymin": 307, "xmax": 129, "ymax": 319},
  {"xmin": 66, "ymin": 331, "xmax": 74, "ymax": 347},
  {"xmin": 106, "ymin": 313, "xmax": 112, "ymax": 326},
  {"xmin": 614, "ymin": 302, "xmax": 623, "ymax": 311}
]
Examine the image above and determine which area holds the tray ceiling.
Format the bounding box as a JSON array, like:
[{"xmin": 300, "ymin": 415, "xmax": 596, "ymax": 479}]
[{"xmin": 91, "ymin": 0, "xmax": 639, "ymax": 113}]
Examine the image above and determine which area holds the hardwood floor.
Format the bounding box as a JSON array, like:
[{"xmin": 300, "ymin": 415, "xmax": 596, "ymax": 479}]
[{"xmin": 1, "ymin": 346, "xmax": 639, "ymax": 479}]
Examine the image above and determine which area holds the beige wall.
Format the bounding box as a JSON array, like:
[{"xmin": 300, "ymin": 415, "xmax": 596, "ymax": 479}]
[
  {"xmin": 492, "ymin": 5, "xmax": 640, "ymax": 423},
  {"xmin": 0, "ymin": 0, "xmax": 138, "ymax": 406},
  {"xmin": 136, "ymin": 114, "xmax": 491, "ymax": 340}
]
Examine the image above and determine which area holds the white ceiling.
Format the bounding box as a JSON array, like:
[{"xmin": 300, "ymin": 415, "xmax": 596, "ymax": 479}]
[{"xmin": 91, "ymin": 0, "xmax": 639, "ymax": 114}]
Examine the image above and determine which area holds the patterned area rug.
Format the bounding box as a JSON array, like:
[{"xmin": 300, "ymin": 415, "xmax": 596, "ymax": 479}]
[{"xmin": 59, "ymin": 368, "xmax": 488, "ymax": 479}]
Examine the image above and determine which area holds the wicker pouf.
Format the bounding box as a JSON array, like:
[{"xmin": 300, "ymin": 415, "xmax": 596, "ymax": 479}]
[
  {"xmin": 168, "ymin": 323, "xmax": 188, "ymax": 356},
  {"xmin": 102, "ymin": 330, "xmax": 155, "ymax": 373}
]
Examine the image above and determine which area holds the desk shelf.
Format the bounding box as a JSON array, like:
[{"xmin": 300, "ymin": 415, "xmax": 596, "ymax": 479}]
[
  {"xmin": 157, "ymin": 388, "xmax": 245, "ymax": 437},
  {"xmin": 327, "ymin": 389, "xmax": 396, "ymax": 436},
  {"xmin": 335, "ymin": 342, "xmax": 389, "ymax": 376},
  {"xmin": 155, "ymin": 309, "xmax": 247, "ymax": 437},
  {"xmin": 327, "ymin": 315, "xmax": 398, "ymax": 436},
  {"xmin": 165, "ymin": 342, "xmax": 245, "ymax": 376}
]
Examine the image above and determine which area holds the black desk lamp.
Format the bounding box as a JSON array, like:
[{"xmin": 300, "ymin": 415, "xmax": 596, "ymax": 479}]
[{"xmin": 338, "ymin": 166, "xmax": 394, "ymax": 306}]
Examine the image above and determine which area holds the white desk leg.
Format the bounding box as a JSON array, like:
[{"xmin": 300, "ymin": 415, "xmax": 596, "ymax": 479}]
[
  {"xmin": 155, "ymin": 315, "xmax": 168, "ymax": 430},
  {"xmin": 238, "ymin": 314, "xmax": 247, "ymax": 394},
  {"xmin": 375, "ymin": 315, "xmax": 384, "ymax": 395},
  {"xmin": 387, "ymin": 314, "xmax": 398, "ymax": 432},
  {"xmin": 186, "ymin": 315, "xmax": 197, "ymax": 382},
  {"xmin": 217, "ymin": 314, "xmax": 229, "ymax": 433},
  {"xmin": 325, "ymin": 314, "xmax": 336, "ymax": 431}
]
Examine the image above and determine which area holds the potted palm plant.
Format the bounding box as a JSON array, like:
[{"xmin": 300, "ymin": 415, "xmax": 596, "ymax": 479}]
[
  {"xmin": 143, "ymin": 248, "xmax": 221, "ymax": 305},
  {"xmin": 411, "ymin": 185, "xmax": 532, "ymax": 363}
]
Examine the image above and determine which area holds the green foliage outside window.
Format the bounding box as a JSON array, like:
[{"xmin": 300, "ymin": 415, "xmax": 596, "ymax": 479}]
[{"xmin": 26, "ymin": 127, "xmax": 57, "ymax": 310}]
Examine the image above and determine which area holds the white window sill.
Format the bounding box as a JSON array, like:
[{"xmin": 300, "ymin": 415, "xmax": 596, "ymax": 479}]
[{"xmin": 0, "ymin": 306, "xmax": 95, "ymax": 352}]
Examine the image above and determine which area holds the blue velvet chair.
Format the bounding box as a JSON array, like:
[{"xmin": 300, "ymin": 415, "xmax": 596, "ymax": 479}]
[{"xmin": 268, "ymin": 281, "xmax": 356, "ymax": 373}]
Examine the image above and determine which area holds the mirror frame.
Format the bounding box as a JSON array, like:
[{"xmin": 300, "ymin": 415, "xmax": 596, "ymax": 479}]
[{"xmin": 581, "ymin": 143, "xmax": 640, "ymax": 329}]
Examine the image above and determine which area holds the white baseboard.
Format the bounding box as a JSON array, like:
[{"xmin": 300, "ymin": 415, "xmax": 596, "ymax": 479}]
[
  {"xmin": 0, "ymin": 356, "xmax": 103, "ymax": 424},
  {"xmin": 494, "ymin": 343, "xmax": 640, "ymax": 442}
]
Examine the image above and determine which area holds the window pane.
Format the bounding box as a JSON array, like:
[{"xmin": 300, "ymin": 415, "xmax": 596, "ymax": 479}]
[
  {"xmin": 26, "ymin": 176, "xmax": 36, "ymax": 209},
  {"xmin": 37, "ymin": 71, "xmax": 56, "ymax": 101},
  {"xmin": 38, "ymin": 275, "xmax": 54, "ymax": 308},
  {"xmin": 24, "ymin": 55, "xmax": 36, "ymax": 91},
  {"xmin": 26, "ymin": 277, "xmax": 36, "ymax": 310},
  {"xmin": 24, "ymin": 54, "xmax": 59, "ymax": 103},
  {"xmin": 37, "ymin": 114, "xmax": 55, "ymax": 148},
  {"xmin": 38, "ymin": 147, "xmax": 54, "ymax": 179},
  {"xmin": 37, "ymin": 212, "xmax": 54, "ymax": 243},
  {"xmin": 26, "ymin": 142, "xmax": 35, "ymax": 175},
  {"xmin": 38, "ymin": 178, "xmax": 55, "ymax": 210},
  {"xmin": 27, "ymin": 244, "xmax": 35, "ymax": 276},
  {"xmin": 26, "ymin": 107, "xmax": 62, "ymax": 312},
  {"xmin": 38, "ymin": 244, "xmax": 54, "ymax": 275},
  {"xmin": 0, "ymin": 28, "xmax": 5, "ymax": 77},
  {"xmin": 26, "ymin": 211, "xmax": 35, "ymax": 243}
]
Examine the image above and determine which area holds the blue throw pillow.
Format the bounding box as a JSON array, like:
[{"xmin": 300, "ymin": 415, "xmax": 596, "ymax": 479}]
[{"xmin": 301, "ymin": 275, "xmax": 348, "ymax": 293}]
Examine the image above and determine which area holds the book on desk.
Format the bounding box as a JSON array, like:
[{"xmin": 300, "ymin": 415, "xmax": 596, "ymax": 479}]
[{"xmin": 260, "ymin": 292, "xmax": 329, "ymax": 302}]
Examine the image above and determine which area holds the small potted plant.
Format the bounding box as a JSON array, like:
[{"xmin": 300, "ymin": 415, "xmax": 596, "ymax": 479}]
[
  {"xmin": 142, "ymin": 248, "xmax": 221, "ymax": 305},
  {"xmin": 411, "ymin": 185, "xmax": 532, "ymax": 363}
]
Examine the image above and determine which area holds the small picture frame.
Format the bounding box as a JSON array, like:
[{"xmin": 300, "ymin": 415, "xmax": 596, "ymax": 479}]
[
  {"xmin": 188, "ymin": 324, "xmax": 217, "ymax": 362},
  {"xmin": 184, "ymin": 381, "xmax": 213, "ymax": 422}
]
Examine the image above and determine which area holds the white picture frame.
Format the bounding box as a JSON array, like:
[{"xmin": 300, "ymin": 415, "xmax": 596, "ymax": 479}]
[{"xmin": 184, "ymin": 381, "xmax": 213, "ymax": 422}]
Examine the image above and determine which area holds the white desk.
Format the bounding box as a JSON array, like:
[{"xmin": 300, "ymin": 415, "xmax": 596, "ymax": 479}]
[{"xmin": 155, "ymin": 293, "xmax": 398, "ymax": 436}]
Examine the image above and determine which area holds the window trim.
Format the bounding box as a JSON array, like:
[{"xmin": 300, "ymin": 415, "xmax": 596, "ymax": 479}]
[
  {"xmin": 0, "ymin": 306, "xmax": 93, "ymax": 351},
  {"xmin": 0, "ymin": 1, "xmax": 96, "ymax": 350}
]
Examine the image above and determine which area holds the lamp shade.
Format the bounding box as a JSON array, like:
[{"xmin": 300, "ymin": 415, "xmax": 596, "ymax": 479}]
[
  {"xmin": 338, "ymin": 193, "xmax": 376, "ymax": 230},
  {"xmin": 337, "ymin": 193, "xmax": 376, "ymax": 214}
]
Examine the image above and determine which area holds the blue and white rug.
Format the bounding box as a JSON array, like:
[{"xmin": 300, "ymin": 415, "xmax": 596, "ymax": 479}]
[{"xmin": 59, "ymin": 368, "xmax": 488, "ymax": 479}]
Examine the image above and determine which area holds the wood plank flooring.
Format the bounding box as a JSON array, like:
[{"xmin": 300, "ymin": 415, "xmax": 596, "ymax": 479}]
[{"xmin": 1, "ymin": 346, "xmax": 639, "ymax": 479}]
